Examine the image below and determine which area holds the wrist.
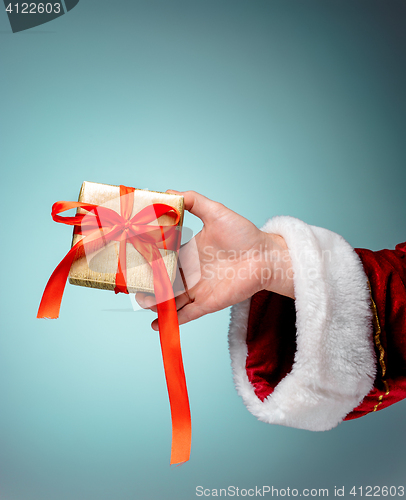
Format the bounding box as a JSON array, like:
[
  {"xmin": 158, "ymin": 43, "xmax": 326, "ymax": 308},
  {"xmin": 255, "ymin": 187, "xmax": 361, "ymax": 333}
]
[{"xmin": 258, "ymin": 231, "xmax": 295, "ymax": 299}]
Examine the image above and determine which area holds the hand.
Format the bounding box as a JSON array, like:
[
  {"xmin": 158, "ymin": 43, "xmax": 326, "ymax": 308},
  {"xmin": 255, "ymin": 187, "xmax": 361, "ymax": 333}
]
[{"xmin": 136, "ymin": 191, "xmax": 294, "ymax": 330}]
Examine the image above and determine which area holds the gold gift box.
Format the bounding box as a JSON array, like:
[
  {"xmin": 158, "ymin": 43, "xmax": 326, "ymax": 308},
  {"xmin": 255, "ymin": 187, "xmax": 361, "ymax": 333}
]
[{"xmin": 68, "ymin": 181, "xmax": 184, "ymax": 294}]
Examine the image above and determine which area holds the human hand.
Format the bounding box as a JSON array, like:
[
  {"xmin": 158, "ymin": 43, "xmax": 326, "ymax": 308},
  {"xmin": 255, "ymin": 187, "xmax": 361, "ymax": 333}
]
[{"xmin": 136, "ymin": 191, "xmax": 294, "ymax": 330}]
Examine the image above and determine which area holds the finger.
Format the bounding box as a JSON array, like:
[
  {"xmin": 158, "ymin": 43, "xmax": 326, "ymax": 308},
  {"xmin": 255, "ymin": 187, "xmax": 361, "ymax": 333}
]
[
  {"xmin": 137, "ymin": 290, "xmax": 190, "ymax": 314},
  {"xmin": 151, "ymin": 302, "xmax": 203, "ymax": 331},
  {"xmin": 135, "ymin": 292, "xmax": 157, "ymax": 310},
  {"xmin": 177, "ymin": 302, "xmax": 204, "ymax": 325},
  {"xmin": 150, "ymin": 293, "xmax": 192, "ymax": 331},
  {"xmin": 167, "ymin": 190, "xmax": 222, "ymax": 224},
  {"xmin": 175, "ymin": 291, "xmax": 192, "ymax": 311}
]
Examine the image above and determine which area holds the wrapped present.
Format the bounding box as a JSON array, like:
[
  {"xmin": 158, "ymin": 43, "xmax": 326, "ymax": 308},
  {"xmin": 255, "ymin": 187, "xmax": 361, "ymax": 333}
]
[
  {"xmin": 68, "ymin": 181, "xmax": 184, "ymax": 294},
  {"xmin": 37, "ymin": 182, "xmax": 191, "ymax": 466}
]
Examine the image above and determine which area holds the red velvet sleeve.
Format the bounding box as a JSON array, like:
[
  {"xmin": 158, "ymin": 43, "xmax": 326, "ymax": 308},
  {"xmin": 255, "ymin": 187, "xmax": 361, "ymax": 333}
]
[
  {"xmin": 345, "ymin": 242, "xmax": 406, "ymax": 419},
  {"xmin": 243, "ymin": 242, "xmax": 406, "ymax": 421}
]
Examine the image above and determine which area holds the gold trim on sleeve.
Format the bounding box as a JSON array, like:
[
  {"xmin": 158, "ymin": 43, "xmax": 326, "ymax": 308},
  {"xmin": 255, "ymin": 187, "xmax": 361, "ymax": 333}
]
[{"xmin": 368, "ymin": 282, "xmax": 390, "ymax": 412}]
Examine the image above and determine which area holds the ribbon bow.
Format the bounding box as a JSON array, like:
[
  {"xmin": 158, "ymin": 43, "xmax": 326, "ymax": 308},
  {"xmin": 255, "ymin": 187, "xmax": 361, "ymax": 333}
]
[{"xmin": 37, "ymin": 185, "xmax": 192, "ymax": 465}]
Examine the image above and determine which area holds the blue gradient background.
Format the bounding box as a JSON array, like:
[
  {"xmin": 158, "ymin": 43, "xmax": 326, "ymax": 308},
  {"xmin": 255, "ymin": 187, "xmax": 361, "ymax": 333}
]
[{"xmin": 1, "ymin": 1, "xmax": 405, "ymax": 499}]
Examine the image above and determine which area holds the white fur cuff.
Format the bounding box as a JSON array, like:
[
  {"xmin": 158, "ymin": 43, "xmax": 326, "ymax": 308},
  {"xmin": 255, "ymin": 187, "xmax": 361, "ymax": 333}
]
[{"xmin": 228, "ymin": 216, "xmax": 376, "ymax": 431}]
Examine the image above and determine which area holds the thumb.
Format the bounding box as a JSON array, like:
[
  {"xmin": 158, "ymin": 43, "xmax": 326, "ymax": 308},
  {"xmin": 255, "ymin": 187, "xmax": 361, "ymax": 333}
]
[{"xmin": 167, "ymin": 190, "xmax": 222, "ymax": 224}]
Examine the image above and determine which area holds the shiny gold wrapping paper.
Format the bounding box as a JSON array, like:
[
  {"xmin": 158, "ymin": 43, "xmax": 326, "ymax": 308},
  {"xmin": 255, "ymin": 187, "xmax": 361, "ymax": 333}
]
[{"xmin": 68, "ymin": 181, "xmax": 184, "ymax": 294}]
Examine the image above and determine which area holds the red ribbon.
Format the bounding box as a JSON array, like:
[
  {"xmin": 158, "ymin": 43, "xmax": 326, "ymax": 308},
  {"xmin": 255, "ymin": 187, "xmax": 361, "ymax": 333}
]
[{"xmin": 37, "ymin": 185, "xmax": 192, "ymax": 465}]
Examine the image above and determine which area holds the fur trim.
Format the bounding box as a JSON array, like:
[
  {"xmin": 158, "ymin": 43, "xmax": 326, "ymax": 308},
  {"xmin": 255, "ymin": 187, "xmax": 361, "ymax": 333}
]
[{"xmin": 228, "ymin": 216, "xmax": 376, "ymax": 431}]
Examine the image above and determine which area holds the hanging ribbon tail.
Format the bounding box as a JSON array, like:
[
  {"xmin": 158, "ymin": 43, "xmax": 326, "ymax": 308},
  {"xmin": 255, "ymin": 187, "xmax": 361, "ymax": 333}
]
[
  {"xmin": 152, "ymin": 257, "xmax": 192, "ymax": 465},
  {"xmin": 37, "ymin": 237, "xmax": 87, "ymax": 319},
  {"xmin": 37, "ymin": 225, "xmax": 121, "ymax": 319}
]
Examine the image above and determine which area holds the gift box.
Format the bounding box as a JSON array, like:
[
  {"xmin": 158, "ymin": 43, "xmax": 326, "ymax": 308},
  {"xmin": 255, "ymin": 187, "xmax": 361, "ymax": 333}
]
[
  {"xmin": 68, "ymin": 181, "xmax": 184, "ymax": 294},
  {"xmin": 38, "ymin": 181, "xmax": 191, "ymax": 465}
]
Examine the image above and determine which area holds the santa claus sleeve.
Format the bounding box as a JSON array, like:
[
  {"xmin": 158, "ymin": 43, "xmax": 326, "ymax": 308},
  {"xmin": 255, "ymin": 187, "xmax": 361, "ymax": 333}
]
[{"xmin": 228, "ymin": 216, "xmax": 406, "ymax": 431}]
